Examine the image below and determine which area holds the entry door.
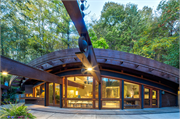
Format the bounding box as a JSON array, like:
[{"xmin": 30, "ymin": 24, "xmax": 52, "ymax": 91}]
[
  {"xmin": 49, "ymin": 83, "xmax": 60, "ymax": 106},
  {"xmin": 144, "ymin": 87, "xmax": 158, "ymax": 108}
]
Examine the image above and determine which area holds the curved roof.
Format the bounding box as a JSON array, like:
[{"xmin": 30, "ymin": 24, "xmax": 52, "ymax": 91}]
[{"xmin": 28, "ymin": 48, "xmax": 179, "ymax": 84}]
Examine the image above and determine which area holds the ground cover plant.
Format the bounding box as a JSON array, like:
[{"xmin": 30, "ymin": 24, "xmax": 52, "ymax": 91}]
[{"xmin": 0, "ymin": 103, "xmax": 36, "ymax": 119}]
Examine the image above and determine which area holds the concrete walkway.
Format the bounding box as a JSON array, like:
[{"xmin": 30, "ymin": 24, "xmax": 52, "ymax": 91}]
[
  {"xmin": 26, "ymin": 104, "xmax": 179, "ymax": 115},
  {"xmin": 1, "ymin": 104, "xmax": 180, "ymax": 119},
  {"xmin": 28, "ymin": 110, "xmax": 180, "ymax": 119}
]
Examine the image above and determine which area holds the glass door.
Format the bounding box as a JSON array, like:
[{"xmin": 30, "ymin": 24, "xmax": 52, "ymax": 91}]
[
  {"xmin": 49, "ymin": 83, "xmax": 60, "ymax": 106},
  {"xmin": 144, "ymin": 87, "xmax": 158, "ymax": 108},
  {"xmin": 49, "ymin": 83, "xmax": 54, "ymax": 106},
  {"xmin": 144, "ymin": 88, "xmax": 150, "ymax": 107},
  {"xmin": 152, "ymin": 90, "xmax": 158, "ymax": 107}
]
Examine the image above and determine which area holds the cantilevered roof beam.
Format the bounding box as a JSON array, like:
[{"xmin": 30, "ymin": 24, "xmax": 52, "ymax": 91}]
[
  {"xmin": 62, "ymin": 0, "xmax": 101, "ymax": 83},
  {"xmin": 1, "ymin": 56, "xmax": 62, "ymax": 85}
]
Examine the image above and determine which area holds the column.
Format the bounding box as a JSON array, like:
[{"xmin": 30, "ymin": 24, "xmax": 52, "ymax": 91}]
[
  {"xmin": 44, "ymin": 83, "xmax": 46, "ymax": 106},
  {"xmin": 141, "ymin": 85, "xmax": 144, "ymax": 109},
  {"xmin": 121, "ymin": 80, "xmax": 124, "ymax": 110},
  {"xmin": 99, "ymin": 82, "xmax": 101, "ymax": 110},
  {"xmin": 176, "ymin": 91, "xmax": 178, "ymax": 106},
  {"xmin": 60, "ymin": 84, "xmax": 62, "ymax": 108},
  {"xmin": 159, "ymin": 90, "xmax": 162, "ymax": 108},
  {"xmin": 65, "ymin": 77, "xmax": 67, "ymax": 107},
  {"xmin": 93, "ymin": 78, "xmax": 95, "ymax": 109}
]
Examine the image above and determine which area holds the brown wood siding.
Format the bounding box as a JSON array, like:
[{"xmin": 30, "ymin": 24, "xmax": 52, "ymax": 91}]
[
  {"xmin": 25, "ymin": 98, "xmax": 44, "ymax": 105},
  {"xmin": 162, "ymin": 92, "xmax": 176, "ymax": 107},
  {"xmin": 25, "ymin": 85, "xmax": 33, "ymax": 94}
]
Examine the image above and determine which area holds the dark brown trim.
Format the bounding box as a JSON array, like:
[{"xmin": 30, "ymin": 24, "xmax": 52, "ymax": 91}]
[
  {"xmin": 54, "ymin": 68, "xmax": 81, "ymax": 75},
  {"xmin": 124, "ymin": 98, "xmax": 140, "ymax": 101},
  {"xmin": 101, "ymin": 98, "xmax": 121, "ymax": 101},
  {"xmin": 139, "ymin": 84, "xmax": 142, "ymax": 108},
  {"xmin": 63, "ymin": 98, "xmax": 93, "ymax": 100},
  {"xmin": 46, "ymin": 82, "xmax": 49, "ymax": 106}
]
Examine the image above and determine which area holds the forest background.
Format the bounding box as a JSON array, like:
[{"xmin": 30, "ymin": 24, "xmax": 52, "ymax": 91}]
[{"xmin": 1, "ymin": 0, "xmax": 179, "ymax": 69}]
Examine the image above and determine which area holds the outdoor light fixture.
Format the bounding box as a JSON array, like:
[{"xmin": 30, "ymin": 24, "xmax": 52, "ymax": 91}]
[
  {"xmin": 87, "ymin": 68, "xmax": 92, "ymax": 71},
  {"xmin": 2, "ymin": 71, "xmax": 8, "ymax": 76}
]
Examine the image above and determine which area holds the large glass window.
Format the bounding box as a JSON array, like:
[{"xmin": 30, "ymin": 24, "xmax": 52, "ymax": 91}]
[
  {"xmin": 25, "ymin": 94, "xmax": 33, "ymax": 97},
  {"xmin": 102, "ymin": 101, "xmax": 120, "ymax": 108},
  {"xmin": 144, "ymin": 88, "xmax": 150, "ymax": 105},
  {"xmin": 40, "ymin": 84, "xmax": 45, "ymax": 98},
  {"xmin": 35, "ymin": 86, "xmax": 40, "ymax": 97},
  {"xmin": 152, "ymin": 90, "xmax": 157, "ymax": 99},
  {"xmin": 102, "ymin": 78, "xmax": 120, "ymax": 98},
  {"xmin": 63, "ymin": 85, "xmax": 65, "ymax": 98},
  {"xmin": 49, "ymin": 83, "xmax": 54, "ymax": 104},
  {"xmin": 95, "ymin": 81, "xmax": 99, "ymax": 98},
  {"xmin": 95, "ymin": 101, "xmax": 99, "ymax": 108},
  {"xmin": 144, "ymin": 88, "xmax": 150, "ymax": 99},
  {"xmin": 124, "ymin": 82, "xmax": 139, "ymax": 98},
  {"xmin": 55, "ymin": 83, "xmax": 60, "ymax": 105},
  {"xmin": 67, "ymin": 100, "xmax": 93, "ymax": 108},
  {"xmin": 35, "ymin": 84, "xmax": 45, "ymax": 98},
  {"xmin": 152, "ymin": 90, "xmax": 157, "ymax": 105},
  {"xmin": 67, "ymin": 76, "xmax": 93, "ymax": 98},
  {"xmin": 124, "ymin": 100, "xmax": 140, "ymax": 109}
]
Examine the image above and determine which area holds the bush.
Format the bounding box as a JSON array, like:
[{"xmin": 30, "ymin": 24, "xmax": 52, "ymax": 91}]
[
  {"xmin": 0, "ymin": 103, "xmax": 36, "ymax": 119},
  {"xmin": 2, "ymin": 88, "xmax": 17, "ymax": 104}
]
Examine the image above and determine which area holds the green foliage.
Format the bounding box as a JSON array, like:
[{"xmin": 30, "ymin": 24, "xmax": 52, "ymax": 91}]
[
  {"xmin": 1, "ymin": 0, "xmax": 78, "ymax": 63},
  {"xmin": 2, "ymin": 88, "xmax": 17, "ymax": 103},
  {"xmin": 90, "ymin": 0, "xmax": 179, "ymax": 68},
  {"xmin": 0, "ymin": 103, "xmax": 36, "ymax": 119},
  {"xmin": 157, "ymin": 0, "xmax": 179, "ymax": 36},
  {"xmin": 89, "ymin": 29, "xmax": 109, "ymax": 49}
]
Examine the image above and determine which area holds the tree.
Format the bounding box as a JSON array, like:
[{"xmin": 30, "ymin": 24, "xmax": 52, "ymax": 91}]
[
  {"xmin": 89, "ymin": 29, "xmax": 109, "ymax": 49},
  {"xmin": 1, "ymin": 0, "xmax": 79, "ymax": 63}
]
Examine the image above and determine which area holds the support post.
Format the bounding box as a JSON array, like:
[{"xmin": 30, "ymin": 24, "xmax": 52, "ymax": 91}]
[
  {"xmin": 93, "ymin": 77, "xmax": 95, "ymax": 109},
  {"xmin": 60, "ymin": 84, "xmax": 62, "ymax": 108},
  {"xmin": 159, "ymin": 90, "xmax": 162, "ymax": 108},
  {"xmin": 178, "ymin": 91, "xmax": 180, "ymax": 106},
  {"xmin": 65, "ymin": 77, "xmax": 67, "ymax": 107},
  {"xmin": 121, "ymin": 80, "xmax": 124, "ymax": 110},
  {"xmin": 99, "ymin": 82, "xmax": 101, "ymax": 110},
  {"xmin": 176, "ymin": 91, "xmax": 178, "ymax": 106},
  {"xmin": 141, "ymin": 85, "xmax": 144, "ymax": 109},
  {"xmin": 44, "ymin": 83, "xmax": 46, "ymax": 106}
]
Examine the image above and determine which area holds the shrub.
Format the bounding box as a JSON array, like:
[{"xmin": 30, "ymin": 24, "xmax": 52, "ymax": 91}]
[
  {"xmin": 0, "ymin": 103, "xmax": 36, "ymax": 119},
  {"xmin": 2, "ymin": 88, "xmax": 17, "ymax": 104}
]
